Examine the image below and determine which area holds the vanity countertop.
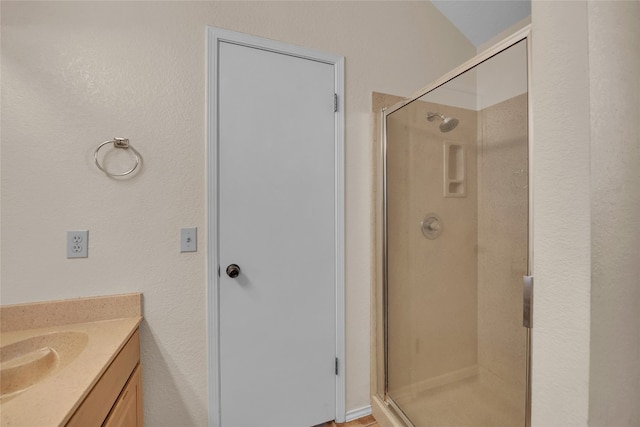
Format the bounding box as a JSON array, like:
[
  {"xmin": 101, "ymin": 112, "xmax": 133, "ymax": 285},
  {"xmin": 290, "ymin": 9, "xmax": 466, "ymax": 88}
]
[{"xmin": 0, "ymin": 293, "xmax": 142, "ymax": 427}]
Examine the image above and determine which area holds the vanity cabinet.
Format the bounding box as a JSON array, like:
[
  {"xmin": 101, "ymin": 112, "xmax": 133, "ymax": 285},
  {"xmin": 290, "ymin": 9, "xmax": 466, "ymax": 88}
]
[{"xmin": 66, "ymin": 329, "xmax": 142, "ymax": 427}]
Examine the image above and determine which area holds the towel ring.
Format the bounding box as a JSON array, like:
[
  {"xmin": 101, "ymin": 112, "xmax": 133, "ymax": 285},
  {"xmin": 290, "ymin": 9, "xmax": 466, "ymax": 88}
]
[{"xmin": 94, "ymin": 138, "xmax": 141, "ymax": 177}]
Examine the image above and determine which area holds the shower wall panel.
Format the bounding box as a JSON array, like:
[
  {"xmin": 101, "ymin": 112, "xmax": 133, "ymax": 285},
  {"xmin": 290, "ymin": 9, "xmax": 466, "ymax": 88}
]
[
  {"xmin": 387, "ymin": 99, "xmax": 478, "ymax": 399},
  {"xmin": 476, "ymin": 93, "xmax": 528, "ymax": 395}
]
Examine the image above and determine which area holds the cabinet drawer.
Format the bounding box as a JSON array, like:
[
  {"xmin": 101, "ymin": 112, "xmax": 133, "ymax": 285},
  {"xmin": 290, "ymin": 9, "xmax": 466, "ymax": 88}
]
[{"xmin": 67, "ymin": 330, "xmax": 140, "ymax": 427}]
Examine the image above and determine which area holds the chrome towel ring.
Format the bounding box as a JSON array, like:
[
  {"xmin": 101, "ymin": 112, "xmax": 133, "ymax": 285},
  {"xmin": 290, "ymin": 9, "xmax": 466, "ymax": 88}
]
[{"xmin": 94, "ymin": 138, "xmax": 141, "ymax": 177}]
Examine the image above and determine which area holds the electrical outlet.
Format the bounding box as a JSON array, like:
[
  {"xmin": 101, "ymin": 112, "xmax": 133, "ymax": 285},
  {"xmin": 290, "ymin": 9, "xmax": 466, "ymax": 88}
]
[
  {"xmin": 67, "ymin": 230, "xmax": 88, "ymax": 258},
  {"xmin": 181, "ymin": 227, "xmax": 197, "ymax": 252}
]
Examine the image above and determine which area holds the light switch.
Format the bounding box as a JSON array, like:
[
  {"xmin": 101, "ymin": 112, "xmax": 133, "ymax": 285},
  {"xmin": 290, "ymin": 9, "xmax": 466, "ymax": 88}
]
[{"xmin": 181, "ymin": 227, "xmax": 197, "ymax": 252}]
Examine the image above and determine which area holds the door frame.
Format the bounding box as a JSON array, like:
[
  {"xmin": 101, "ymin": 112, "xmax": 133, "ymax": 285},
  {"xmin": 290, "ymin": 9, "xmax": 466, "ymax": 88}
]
[{"xmin": 206, "ymin": 27, "xmax": 346, "ymax": 426}]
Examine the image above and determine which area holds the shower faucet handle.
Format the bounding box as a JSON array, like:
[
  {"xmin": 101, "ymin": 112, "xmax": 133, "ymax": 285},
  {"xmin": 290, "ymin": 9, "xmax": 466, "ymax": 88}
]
[{"xmin": 421, "ymin": 214, "xmax": 442, "ymax": 239}]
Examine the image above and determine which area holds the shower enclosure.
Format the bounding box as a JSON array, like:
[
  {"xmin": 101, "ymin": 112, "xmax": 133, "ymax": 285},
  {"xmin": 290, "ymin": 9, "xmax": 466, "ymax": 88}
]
[{"xmin": 375, "ymin": 29, "xmax": 531, "ymax": 427}]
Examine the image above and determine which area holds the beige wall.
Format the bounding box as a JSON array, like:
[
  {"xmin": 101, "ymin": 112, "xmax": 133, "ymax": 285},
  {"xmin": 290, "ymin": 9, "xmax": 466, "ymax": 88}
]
[
  {"xmin": 531, "ymin": 1, "xmax": 640, "ymax": 426},
  {"xmin": 587, "ymin": 1, "xmax": 640, "ymax": 425},
  {"xmin": 0, "ymin": 1, "xmax": 476, "ymax": 423}
]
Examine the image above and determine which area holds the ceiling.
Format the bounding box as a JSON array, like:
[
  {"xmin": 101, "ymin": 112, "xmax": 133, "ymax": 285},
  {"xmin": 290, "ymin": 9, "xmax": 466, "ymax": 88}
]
[{"xmin": 432, "ymin": 0, "xmax": 531, "ymax": 47}]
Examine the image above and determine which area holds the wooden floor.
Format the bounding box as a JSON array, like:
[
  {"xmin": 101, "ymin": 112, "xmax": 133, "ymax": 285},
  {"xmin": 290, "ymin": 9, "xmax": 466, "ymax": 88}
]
[{"xmin": 317, "ymin": 415, "xmax": 378, "ymax": 427}]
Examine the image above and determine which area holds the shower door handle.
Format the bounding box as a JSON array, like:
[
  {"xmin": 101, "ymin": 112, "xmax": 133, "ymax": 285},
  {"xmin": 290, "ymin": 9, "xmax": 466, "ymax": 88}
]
[{"xmin": 523, "ymin": 275, "xmax": 533, "ymax": 328}]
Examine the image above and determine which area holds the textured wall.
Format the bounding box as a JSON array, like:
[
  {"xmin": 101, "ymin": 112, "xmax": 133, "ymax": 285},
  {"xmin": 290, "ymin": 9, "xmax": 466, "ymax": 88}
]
[
  {"xmin": 0, "ymin": 1, "xmax": 475, "ymax": 423},
  {"xmin": 532, "ymin": 2, "xmax": 640, "ymax": 425},
  {"xmin": 531, "ymin": 2, "xmax": 592, "ymax": 425},
  {"xmin": 588, "ymin": 1, "xmax": 640, "ymax": 425}
]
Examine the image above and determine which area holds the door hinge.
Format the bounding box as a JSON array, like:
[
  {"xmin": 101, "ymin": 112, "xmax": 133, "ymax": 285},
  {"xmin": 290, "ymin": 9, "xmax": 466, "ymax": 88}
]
[
  {"xmin": 335, "ymin": 357, "xmax": 339, "ymax": 375},
  {"xmin": 218, "ymin": 266, "xmax": 220, "ymax": 277},
  {"xmin": 334, "ymin": 93, "xmax": 338, "ymax": 113},
  {"xmin": 523, "ymin": 275, "xmax": 533, "ymax": 328}
]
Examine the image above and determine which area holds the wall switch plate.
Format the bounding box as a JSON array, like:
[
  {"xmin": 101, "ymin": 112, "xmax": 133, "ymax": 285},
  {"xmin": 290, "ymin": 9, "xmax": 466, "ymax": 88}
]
[
  {"xmin": 181, "ymin": 227, "xmax": 197, "ymax": 252},
  {"xmin": 67, "ymin": 230, "xmax": 88, "ymax": 258}
]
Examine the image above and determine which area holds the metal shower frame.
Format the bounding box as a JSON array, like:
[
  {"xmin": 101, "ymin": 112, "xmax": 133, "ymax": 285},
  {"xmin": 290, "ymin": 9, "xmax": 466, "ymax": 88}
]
[{"xmin": 380, "ymin": 25, "xmax": 533, "ymax": 427}]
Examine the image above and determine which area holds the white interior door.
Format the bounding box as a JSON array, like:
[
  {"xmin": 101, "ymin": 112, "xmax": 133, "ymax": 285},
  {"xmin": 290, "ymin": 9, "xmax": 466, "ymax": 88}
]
[{"xmin": 209, "ymin": 29, "xmax": 344, "ymax": 427}]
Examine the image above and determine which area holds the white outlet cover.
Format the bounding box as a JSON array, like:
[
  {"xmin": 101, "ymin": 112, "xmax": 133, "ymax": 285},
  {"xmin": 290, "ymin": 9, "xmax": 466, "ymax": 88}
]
[{"xmin": 67, "ymin": 230, "xmax": 88, "ymax": 258}]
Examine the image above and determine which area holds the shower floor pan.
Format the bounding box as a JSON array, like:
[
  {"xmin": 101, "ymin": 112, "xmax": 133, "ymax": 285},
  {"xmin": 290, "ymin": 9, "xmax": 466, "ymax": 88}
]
[{"xmin": 391, "ymin": 368, "xmax": 524, "ymax": 427}]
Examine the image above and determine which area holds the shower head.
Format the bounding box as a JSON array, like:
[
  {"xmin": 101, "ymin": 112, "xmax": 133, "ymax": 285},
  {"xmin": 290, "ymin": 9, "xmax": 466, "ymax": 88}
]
[
  {"xmin": 427, "ymin": 112, "xmax": 459, "ymax": 132},
  {"xmin": 439, "ymin": 116, "xmax": 459, "ymax": 132}
]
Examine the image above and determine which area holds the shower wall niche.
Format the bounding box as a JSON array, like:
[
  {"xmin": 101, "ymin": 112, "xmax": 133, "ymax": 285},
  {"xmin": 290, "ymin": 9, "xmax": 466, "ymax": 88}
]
[
  {"xmin": 444, "ymin": 141, "xmax": 466, "ymax": 197},
  {"xmin": 376, "ymin": 36, "xmax": 530, "ymax": 427}
]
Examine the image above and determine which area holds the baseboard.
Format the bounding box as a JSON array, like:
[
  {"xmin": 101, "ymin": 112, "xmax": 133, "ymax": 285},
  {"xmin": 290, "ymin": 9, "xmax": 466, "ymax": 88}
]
[{"xmin": 345, "ymin": 405, "xmax": 372, "ymax": 422}]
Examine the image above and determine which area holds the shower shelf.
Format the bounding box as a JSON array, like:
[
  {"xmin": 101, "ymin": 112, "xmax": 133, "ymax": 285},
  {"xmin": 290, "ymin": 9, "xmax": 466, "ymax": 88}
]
[{"xmin": 444, "ymin": 141, "xmax": 466, "ymax": 197}]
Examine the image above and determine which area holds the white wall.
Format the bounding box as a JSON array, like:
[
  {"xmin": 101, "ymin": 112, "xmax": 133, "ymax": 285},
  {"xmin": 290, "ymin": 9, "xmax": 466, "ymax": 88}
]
[
  {"xmin": 588, "ymin": 1, "xmax": 640, "ymax": 425},
  {"xmin": 0, "ymin": 2, "xmax": 475, "ymax": 424},
  {"xmin": 531, "ymin": 1, "xmax": 640, "ymax": 426},
  {"xmin": 531, "ymin": 1, "xmax": 592, "ymax": 425},
  {"xmin": 476, "ymin": 40, "xmax": 527, "ymax": 110}
]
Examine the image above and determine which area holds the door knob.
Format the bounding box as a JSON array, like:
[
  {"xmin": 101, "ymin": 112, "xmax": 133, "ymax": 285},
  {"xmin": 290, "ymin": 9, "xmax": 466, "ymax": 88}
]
[{"xmin": 226, "ymin": 264, "xmax": 241, "ymax": 278}]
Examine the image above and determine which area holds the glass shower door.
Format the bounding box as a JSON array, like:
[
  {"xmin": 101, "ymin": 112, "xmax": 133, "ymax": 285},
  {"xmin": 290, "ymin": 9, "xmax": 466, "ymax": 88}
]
[{"xmin": 384, "ymin": 39, "xmax": 530, "ymax": 427}]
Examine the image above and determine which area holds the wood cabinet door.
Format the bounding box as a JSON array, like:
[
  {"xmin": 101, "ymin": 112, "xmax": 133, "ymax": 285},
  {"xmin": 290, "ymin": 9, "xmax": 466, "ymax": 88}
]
[{"xmin": 104, "ymin": 364, "xmax": 142, "ymax": 427}]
